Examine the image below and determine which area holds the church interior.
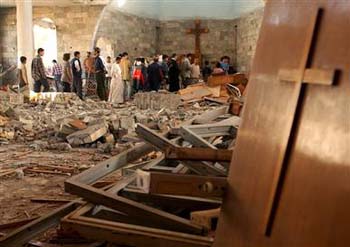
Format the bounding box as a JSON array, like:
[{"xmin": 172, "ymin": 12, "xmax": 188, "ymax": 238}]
[{"xmin": 0, "ymin": 0, "xmax": 349, "ymax": 246}]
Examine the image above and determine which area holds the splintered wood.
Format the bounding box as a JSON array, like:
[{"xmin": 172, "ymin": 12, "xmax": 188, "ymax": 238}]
[
  {"xmin": 178, "ymin": 73, "xmax": 248, "ymax": 104},
  {"xmin": 207, "ymin": 73, "xmax": 247, "ymax": 87}
]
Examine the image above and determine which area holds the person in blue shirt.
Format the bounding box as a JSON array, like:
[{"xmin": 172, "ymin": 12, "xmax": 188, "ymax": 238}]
[{"xmin": 220, "ymin": 56, "xmax": 230, "ymax": 74}]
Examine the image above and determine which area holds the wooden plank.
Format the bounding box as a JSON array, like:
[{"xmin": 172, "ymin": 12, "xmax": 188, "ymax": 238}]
[
  {"xmin": 79, "ymin": 203, "xmax": 188, "ymax": 231},
  {"xmin": 30, "ymin": 198, "xmax": 73, "ymax": 204},
  {"xmin": 61, "ymin": 218, "xmax": 212, "ymax": 247},
  {"xmin": 279, "ymin": 68, "xmax": 334, "ymax": 85},
  {"xmin": 207, "ymin": 74, "xmax": 245, "ymax": 87},
  {"xmin": 120, "ymin": 188, "xmax": 222, "ymax": 211},
  {"xmin": 135, "ymin": 124, "xmax": 177, "ymax": 151},
  {"xmin": 136, "ymin": 124, "xmax": 226, "ymax": 176},
  {"xmin": 191, "ymin": 208, "xmax": 221, "ymax": 230},
  {"xmin": 179, "ymin": 126, "xmax": 217, "ymax": 149},
  {"xmin": 66, "ymin": 151, "xmax": 203, "ymax": 235},
  {"xmin": 192, "ymin": 106, "xmax": 229, "ymax": 124},
  {"xmin": 69, "ymin": 143, "xmax": 153, "ymax": 185},
  {"xmin": 32, "ymin": 164, "xmax": 75, "ymax": 174},
  {"xmin": 0, "ymin": 170, "xmax": 16, "ymax": 178},
  {"xmin": 0, "ymin": 202, "xmax": 81, "ymax": 247},
  {"xmin": 165, "ymin": 147, "xmax": 232, "ymax": 162},
  {"xmin": 24, "ymin": 168, "xmax": 71, "ymax": 176},
  {"xmin": 263, "ymin": 8, "xmax": 327, "ymax": 236},
  {"xmin": 65, "ymin": 180, "xmax": 203, "ymax": 235},
  {"xmin": 214, "ymin": 2, "xmax": 350, "ymax": 247},
  {"xmin": 62, "ymin": 212, "xmax": 213, "ymax": 247},
  {"xmin": 203, "ymin": 97, "xmax": 229, "ymax": 105},
  {"xmin": 149, "ymin": 172, "xmax": 227, "ymax": 198},
  {"xmin": 183, "ymin": 124, "xmax": 236, "ymax": 138},
  {"xmin": 0, "ymin": 217, "xmax": 39, "ymax": 231},
  {"xmin": 303, "ymin": 68, "xmax": 335, "ymax": 85}
]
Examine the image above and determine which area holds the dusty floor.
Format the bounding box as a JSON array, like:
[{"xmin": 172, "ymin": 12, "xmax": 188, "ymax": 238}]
[{"xmin": 0, "ymin": 144, "xmax": 112, "ymax": 235}]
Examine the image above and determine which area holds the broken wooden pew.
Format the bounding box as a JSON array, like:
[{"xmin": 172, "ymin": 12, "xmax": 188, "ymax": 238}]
[
  {"xmin": 191, "ymin": 208, "xmax": 221, "ymax": 231},
  {"xmin": 119, "ymin": 188, "xmax": 222, "ymax": 212},
  {"xmin": 136, "ymin": 124, "xmax": 227, "ymax": 176},
  {"xmin": 61, "ymin": 203, "xmax": 213, "ymax": 247},
  {"xmin": 64, "ymin": 144, "xmax": 204, "ymax": 235},
  {"xmin": 136, "ymin": 171, "xmax": 227, "ymax": 198},
  {"xmin": 207, "ymin": 73, "xmax": 247, "ymax": 87},
  {"xmin": 164, "ymin": 147, "xmax": 232, "ymax": 162}
]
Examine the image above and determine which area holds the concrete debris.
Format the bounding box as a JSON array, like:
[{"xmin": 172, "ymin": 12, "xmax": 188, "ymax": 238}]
[
  {"xmin": 59, "ymin": 119, "xmax": 87, "ymax": 136},
  {"xmin": 103, "ymin": 133, "xmax": 115, "ymax": 144},
  {"xmin": 134, "ymin": 91, "xmax": 181, "ymax": 110},
  {"xmin": 0, "ymin": 92, "xmax": 224, "ymax": 152},
  {"xmin": 67, "ymin": 123, "xmax": 108, "ymax": 146}
]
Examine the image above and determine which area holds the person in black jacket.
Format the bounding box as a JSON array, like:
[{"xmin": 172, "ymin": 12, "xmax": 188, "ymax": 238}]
[
  {"xmin": 71, "ymin": 51, "xmax": 83, "ymax": 99},
  {"xmin": 94, "ymin": 47, "xmax": 107, "ymax": 101},
  {"xmin": 168, "ymin": 53, "xmax": 180, "ymax": 92},
  {"xmin": 147, "ymin": 56, "xmax": 163, "ymax": 92}
]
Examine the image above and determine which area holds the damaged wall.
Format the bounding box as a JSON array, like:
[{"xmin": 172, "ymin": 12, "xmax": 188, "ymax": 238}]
[
  {"xmin": 233, "ymin": 7, "xmax": 264, "ymax": 72},
  {"xmin": 0, "ymin": 5, "xmax": 104, "ymax": 68},
  {"xmin": 158, "ymin": 7, "xmax": 264, "ymax": 72},
  {"xmin": 0, "ymin": 8, "xmax": 17, "ymax": 68},
  {"xmin": 158, "ymin": 19, "xmax": 236, "ymax": 66},
  {"xmin": 94, "ymin": 7, "xmax": 159, "ymax": 58},
  {"xmin": 34, "ymin": 5, "xmax": 104, "ymax": 61},
  {"xmin": 0, "ymin": 6, "xmax": 264, "ymax": 73}
]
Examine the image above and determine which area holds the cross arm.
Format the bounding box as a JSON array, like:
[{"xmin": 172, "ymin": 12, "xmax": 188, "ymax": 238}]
[{"xmin": 278, "ymin": 68, "xmax": 335, "ymax": 85}]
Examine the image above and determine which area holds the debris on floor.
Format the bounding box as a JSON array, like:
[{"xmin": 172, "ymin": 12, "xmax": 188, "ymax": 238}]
[
  {"xmin": 0, "ymin": 104, "xmax": 241, "ymax": 247},
  {"xmin": 0, "ymin": 80, "xmax": 248, "ymax": 246}
]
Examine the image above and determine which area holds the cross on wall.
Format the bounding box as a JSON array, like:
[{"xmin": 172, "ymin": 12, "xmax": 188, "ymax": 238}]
[{"xmin": 186, "ymin": 19, "xmax": 209, "ymax": 63}]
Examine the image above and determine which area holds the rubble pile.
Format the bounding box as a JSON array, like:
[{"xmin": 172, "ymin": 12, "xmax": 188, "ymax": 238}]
[{"xmin": 0, "ymin": 92, "xmax": 220, "ymax": 152}]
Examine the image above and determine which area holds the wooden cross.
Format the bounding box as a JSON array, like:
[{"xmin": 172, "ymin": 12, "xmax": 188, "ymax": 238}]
[
  {"xmin": 186, "ymin": 19, "xmax": 209, "ymax": 62},
  {"xmin": 263, "ymin": 8, "xmax": 337, "ymax": 236}
]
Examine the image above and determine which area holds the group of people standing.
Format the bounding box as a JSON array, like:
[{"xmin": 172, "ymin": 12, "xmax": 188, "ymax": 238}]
[
  {"xmin": 18, "ymin": 47, "xmax": 234, "ymax": 104},
  {"xmin": 50, "ymin": 47, "xmax": 107, "ymax": 101},
  {"xmin": 126, "ymin": 53, "xmax": 235, "ymax": 95},
  {"xmin": 18, "ymin": 47, "xmax": 125, "ymax": 104}
]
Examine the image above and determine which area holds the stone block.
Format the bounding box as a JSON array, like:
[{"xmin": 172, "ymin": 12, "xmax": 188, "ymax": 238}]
[
  {"xmin": 134, "ymin": 92, "xmax": 181, "ymax": 111},
  {"xmin": 120, "ymin": 116, "xmax": 136, "ymax": 132},
  {"xmin": 66, "ymin": 123, "xmax": 108, "ymax": 146}
]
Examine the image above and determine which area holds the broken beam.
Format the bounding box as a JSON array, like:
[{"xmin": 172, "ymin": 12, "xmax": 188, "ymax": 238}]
[
  {"xmin": 0, "ymin": 201, "xmax": 81, "ymax": 247},
  {"xmin": 165, "ymin": 147, "xmax": 232, "ymax": 162},
  {"xmin": 119, "ymin": 188, "xmax": 221, "ymax": 211},
  {"xmin": 61, "ymin": 212, "xmax": 213, "ymax": 247},
  {"xmin": 136, "ymin": 124, "xmax": 227, "ymax": 176},
  {"xmin": 0, "ymin": 217, "xmax": 39, "ymax": 231}
]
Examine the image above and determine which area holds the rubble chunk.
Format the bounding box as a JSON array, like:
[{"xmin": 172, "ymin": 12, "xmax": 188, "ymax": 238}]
[{"xmin": 67, "ymin": 123, "xmax": 108, "ymax": 146}]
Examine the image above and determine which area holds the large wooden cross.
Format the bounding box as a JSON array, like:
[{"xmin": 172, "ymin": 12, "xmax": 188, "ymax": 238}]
[
  {"xmin": 263, "ymin": 8, "xmax": 337, "ymax": 236},
  {"xmin": 186, "ymin": 19, "xmax": 209, "ymax": 62}
]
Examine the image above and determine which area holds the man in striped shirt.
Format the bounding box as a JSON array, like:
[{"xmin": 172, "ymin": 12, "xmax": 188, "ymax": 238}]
[
  {"xmin": 31, "ymin": 48, "xmax": 49, "ymax": 93},
  {"xmin": 52, "ymin": 60, "xmax": 62, "ymax": 92}
]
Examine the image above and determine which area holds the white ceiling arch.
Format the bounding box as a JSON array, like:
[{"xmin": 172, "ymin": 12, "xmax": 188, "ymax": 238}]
[
  {"xmin": 111, "ymin": 0, "xmax": 264, "ymax": 20},
  {"xmin": 0, "ymin": 0, "xmax": 264, "ymax": 20}
]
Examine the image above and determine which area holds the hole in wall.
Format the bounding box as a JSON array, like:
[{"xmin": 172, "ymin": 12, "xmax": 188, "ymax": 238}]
[{"xmin": 33, "ymin": 18, "xmax": 58, "ymax": 68}]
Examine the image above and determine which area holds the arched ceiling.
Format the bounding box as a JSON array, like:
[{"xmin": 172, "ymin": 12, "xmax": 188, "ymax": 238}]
[
  {"xmin": 0, "ymin": 0, "xmax": 264, "ymax": 20},
  {"xmin": 111, "ymin": 0, "xmax": 265, "ymax": 20}
]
